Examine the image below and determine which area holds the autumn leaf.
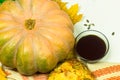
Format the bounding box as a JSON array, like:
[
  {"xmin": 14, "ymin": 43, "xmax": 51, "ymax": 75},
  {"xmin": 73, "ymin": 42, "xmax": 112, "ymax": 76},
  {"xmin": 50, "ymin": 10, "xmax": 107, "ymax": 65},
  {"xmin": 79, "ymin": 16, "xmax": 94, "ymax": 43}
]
[
  {"xmin": 0, "ymin": 67, "xmax": 7, "ymax": 80},
  {"xmin": 67, "ymin": 4, "xmax": 83, "ymax": 24},
  {"xmin": 52, "ymin": 0, "xmax": 83, "ymax": 24}
]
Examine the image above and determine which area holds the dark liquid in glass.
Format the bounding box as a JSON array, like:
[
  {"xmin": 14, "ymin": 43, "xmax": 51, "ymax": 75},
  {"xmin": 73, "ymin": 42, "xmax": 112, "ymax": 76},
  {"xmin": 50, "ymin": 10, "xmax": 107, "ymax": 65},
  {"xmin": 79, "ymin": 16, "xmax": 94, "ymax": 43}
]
[{"xmin": 76, "ymin": 35, "xmax": 106, "ymax": 61}]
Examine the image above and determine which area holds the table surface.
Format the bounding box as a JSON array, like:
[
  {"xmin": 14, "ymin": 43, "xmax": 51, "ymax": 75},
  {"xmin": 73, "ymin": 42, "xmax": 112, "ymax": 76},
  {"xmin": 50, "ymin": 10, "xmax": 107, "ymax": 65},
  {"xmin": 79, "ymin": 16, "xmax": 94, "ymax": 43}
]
[{"xmin": 62, "ymin": 0, "xmax": 120, "ymax": 63}]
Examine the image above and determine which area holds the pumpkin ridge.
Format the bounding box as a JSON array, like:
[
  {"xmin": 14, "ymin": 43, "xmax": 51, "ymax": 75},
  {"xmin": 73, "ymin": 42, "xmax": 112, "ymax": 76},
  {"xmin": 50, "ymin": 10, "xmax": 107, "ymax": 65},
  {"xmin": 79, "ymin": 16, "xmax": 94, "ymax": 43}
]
[
  {"xmin": 31, "ymin": 0, "xmax": 47, "ymax": 17},
  {"xmin": 41, "ymin": 0, "xmax": 60, "ymax": 13},
  {"xmin": 34, "ymin": 31, "xmax": 56, "ymax": 56},
  {"xmin": 0, "ymin": 18, "xmax": 22, "ymax": 32},
  {"xmin": 36, "ymin": 29, "xmax": 72, "ymax": 61},
  {"xmin": 17, "ymin": 0, "xmax": 33, "ymax": 13},
  {"xmin": 0, "ymin": 0, "xmax": 25, "ymax": 21},
  {"xmin": 31, "ymin": 34, "xmax": 58, "ymax": 73},
  {"xmin": 0, "ymin": 26, "xmax": 17, "ymax": 33},
  {"xmin": 14, "ymin": 32, "xmax": 28, "ymax": 67},
  {"xmin": 14, "ymin": 0, "xmax": 23, "ymax": 9},
  {"xmin": 0, "ymin": 30, "xmax": 26, "ymax": 68},
  {"xmin": 30, "ymin": 35, "xmax": 40, "ymax": 72},
  {"xmin": 0, "ymin": 13, "xmax": 23, "ymax": 29},
  {"xmin": 42, "ymin": 12, "xmax": 73, "ymax": 31},
  {"xmin": 13, "ymin": 35, "xmax": 28, "ymax": 68},
  {"xmin": 37, "ymin": 26, "xmax": 73, "ymax": 50},
  {"xmin": 31, "ymin": 0, "xmax": 47, "ymax": 18},
  {"xmin": 34, "ymin": 30, "xmax": 66, "ymax": 62},
  {"xmin": 0, "ymin": 28, "xmax": 22, "ymax": 49},
  {"xmin": 16, "ymin": 35, "xmax": 39, "ymax": 75}
]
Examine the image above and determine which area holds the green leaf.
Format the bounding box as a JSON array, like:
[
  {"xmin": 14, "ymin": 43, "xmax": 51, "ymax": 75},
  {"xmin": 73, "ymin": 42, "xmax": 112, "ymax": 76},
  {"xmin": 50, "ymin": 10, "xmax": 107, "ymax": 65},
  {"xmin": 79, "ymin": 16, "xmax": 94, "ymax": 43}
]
[{"xmin": 0, "ymin": 0, "xmax": 5, "ymax": 4}]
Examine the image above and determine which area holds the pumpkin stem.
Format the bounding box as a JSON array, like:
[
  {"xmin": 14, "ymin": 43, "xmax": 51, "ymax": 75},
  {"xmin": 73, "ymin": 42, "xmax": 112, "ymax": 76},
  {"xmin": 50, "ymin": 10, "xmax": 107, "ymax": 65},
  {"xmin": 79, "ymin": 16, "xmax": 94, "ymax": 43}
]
[{"xmin": 25, "ymin": 19, "xmax": 36, "ymax": 30}]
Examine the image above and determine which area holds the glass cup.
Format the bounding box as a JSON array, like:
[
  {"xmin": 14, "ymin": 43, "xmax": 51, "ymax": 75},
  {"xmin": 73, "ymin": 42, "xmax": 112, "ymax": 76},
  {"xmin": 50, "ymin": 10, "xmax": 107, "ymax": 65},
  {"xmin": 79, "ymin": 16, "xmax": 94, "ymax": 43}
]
[{"xmin": 75, "ymin": 30, "xmax": 109, "ymax": 63}]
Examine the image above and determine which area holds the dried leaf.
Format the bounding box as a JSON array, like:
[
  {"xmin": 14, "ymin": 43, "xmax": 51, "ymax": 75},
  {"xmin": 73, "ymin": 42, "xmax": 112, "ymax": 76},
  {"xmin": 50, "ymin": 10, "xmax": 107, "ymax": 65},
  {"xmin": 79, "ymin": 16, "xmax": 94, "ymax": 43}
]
[
  {"xmin": 72, "ymin": 14, "xmax": 83, "ymax": 24},
  {"xmin": 52, "ymin": 0, "xmax": 83, "ymax": 24},
  {"xmin": 67, "ymin": 4, "xmax": 79, "ymax": 17},
  {"xmin": 0, "ymin": 67, "xmax": 7, "ymax": 80}
]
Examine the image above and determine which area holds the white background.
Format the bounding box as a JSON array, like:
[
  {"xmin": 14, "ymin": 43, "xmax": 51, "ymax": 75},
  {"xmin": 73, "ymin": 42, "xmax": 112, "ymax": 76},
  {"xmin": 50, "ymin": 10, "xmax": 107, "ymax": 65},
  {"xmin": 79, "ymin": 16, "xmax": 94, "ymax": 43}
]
[{"xmin": 63, "ymin": 0, "xmax": 120, "ymax": 63}]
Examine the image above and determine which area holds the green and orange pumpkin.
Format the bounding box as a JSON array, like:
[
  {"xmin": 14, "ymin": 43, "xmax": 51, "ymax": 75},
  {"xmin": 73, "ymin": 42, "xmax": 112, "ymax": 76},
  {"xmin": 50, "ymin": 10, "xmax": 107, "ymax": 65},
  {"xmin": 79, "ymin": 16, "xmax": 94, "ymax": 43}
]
[{"xmin": 0, "ymin": 0, "xmax": 75, "ymax": 75}]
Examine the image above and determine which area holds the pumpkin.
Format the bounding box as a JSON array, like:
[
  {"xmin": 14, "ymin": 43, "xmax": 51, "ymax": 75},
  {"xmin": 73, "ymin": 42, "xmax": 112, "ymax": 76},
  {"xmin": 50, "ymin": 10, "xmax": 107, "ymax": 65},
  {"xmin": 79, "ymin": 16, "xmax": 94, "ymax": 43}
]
[{"xmin": 0, "ymin": 0, "xmax": 75, "ymax": 75}]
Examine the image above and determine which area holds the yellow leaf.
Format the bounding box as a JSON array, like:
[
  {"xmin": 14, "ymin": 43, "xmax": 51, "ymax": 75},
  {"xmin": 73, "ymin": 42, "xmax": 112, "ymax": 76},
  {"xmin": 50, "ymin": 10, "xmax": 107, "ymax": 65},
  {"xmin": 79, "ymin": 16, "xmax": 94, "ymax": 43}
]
[
  {"xmin": 67, "ymin": 4, "xmax": 79, "ymax": 17},
  {"xmin": 72, "ymin": 14, "xmax": 83, "ymax": 24},
  {"xmin": 52, "ymin": 0, "xmax": 83, "ymax": 24},
  {"xmin": 0, "ymin": 67, "xmax": 7, "ymax": 80}
]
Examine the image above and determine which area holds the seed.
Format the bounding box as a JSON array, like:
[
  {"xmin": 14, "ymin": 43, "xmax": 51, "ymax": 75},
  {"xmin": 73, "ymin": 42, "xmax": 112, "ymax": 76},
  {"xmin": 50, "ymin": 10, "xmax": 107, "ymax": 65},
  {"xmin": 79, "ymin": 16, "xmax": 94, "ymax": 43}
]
[
  {"xmin": 84, "ymin": 24, "xmax": 88, "ymax": 26},
  {"xmin": 86, "ymin": 19, "xmax": 89, "ymax": 23},
  {"xmin": 112, "ymin": 32, "xmax": 115, "ymax": 36}
]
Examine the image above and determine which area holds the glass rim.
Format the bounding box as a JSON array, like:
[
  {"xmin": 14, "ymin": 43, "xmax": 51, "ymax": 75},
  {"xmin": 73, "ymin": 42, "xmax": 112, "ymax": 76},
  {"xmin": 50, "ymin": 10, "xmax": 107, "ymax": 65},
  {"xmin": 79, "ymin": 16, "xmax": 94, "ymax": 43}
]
[{"xmin": 75, "ymin": 30, "xmax": 110, "ymax": 63}]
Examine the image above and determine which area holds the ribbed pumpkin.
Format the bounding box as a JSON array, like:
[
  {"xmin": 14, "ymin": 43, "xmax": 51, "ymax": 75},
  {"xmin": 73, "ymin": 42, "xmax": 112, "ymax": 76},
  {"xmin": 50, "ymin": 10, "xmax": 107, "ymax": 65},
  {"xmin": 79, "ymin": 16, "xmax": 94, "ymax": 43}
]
[{"xmin": 0, "ymin": 0, "xmax": 75, "ymax": 75}]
